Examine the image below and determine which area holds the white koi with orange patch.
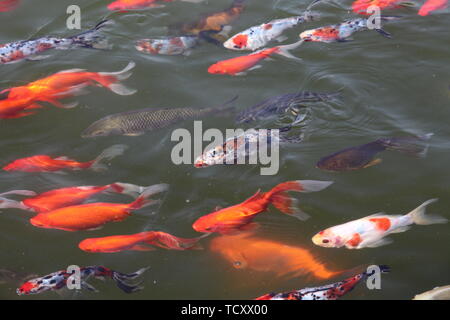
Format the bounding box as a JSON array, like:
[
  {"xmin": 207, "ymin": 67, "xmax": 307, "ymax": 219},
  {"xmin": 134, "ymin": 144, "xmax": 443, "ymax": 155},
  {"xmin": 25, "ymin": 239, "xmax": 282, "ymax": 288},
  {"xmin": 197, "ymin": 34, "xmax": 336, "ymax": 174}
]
[{"xmin": 312, "ymin": 199, "xmax": 447, "ymax": 249}]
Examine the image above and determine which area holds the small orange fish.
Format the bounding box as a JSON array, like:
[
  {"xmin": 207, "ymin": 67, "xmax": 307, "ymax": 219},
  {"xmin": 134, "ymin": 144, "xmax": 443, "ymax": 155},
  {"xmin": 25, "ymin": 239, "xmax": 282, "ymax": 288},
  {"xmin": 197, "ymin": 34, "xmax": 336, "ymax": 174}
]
[
  {"xmin": 30, "ymin": 184, "xmax": 169, "ymax": 231},
  {"xmin": 192, "ymin": 180, "xmax": 333, "ymax": 234},
  {"xmin": 79, "ymin": 231, "xmax": 203, "ymax": 253},
  {"xmin": 208, "ymin": 40, "xmax": 303, "ymax": 76},
  {"xmin": 3, "ymin": 144, "xmax": 127, "ymax": 173},
  {"xmin": 0, "ymin": 0, "xmax": 20, "ymax": 12},
  {"xmin": 107, "ymin": 0, "xmax": 202, "ymax": 11},
  {"xmin": 351, "ymin": 0, "xmax": 405, "ymax": 14},
  {"xmin": 418, "ymin": 0, "xmax": 448, "ymax": 15}
]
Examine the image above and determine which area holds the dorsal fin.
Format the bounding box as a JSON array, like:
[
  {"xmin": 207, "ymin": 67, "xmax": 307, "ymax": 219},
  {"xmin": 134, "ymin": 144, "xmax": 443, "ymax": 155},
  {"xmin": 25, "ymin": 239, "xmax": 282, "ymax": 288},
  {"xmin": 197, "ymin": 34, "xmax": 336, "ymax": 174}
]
[{"xmin": 242, "ymin": 189, "xmax": 264, "ymax": 204}]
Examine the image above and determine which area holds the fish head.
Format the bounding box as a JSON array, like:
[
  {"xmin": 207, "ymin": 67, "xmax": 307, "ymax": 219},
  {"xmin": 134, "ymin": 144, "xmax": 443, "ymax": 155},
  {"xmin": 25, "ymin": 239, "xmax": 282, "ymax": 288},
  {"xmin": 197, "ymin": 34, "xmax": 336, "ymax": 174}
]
[
  {"xmin": 16, "ymin": 279, "xmax": 50, "ymax": 295},
  {"xmin": 299, "ymin": 30, "xmax": 315, "ymax": 41},
  {"xmin": 81, "ymin": 117, "xmax": 124, "ymax": 138},
  {"xmin": 224, "ymin": 34, "xmax": 249, "ymax": 50},
  {"xmin": 78, "ymin": 239, "xmax": 97, "ymax": 252},
  {"xmin": 207, "ymin": 63, "xmax": 227, "ymax": 75},
  {"xmin": 312, "ymin": 229, "xmax": 338, "ymax": 248},
  {"xmin": 194, "ymin": 145, "xmax": 226, "ymax": 168}
]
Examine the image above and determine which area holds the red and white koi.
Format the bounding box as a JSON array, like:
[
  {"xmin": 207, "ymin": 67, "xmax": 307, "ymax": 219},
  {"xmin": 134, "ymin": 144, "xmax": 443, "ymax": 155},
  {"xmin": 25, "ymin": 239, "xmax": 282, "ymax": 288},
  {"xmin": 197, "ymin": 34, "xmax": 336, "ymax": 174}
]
[
  {"xmin": 0, "ymin": 20, "xmax": 111, "ymax": 65},
  {"xmin": 17, "ymin": 266, "xmax": 148, "ymax": 295},
  {"xmin": 312, "ymin": 199, "xmax": 447, "ymax": 249},
  {"xmin": 135, "ymin": 36, "xmax": 199, "ymax": 56},
  {"xmin": 299, "ymin": 17, "xmax": 397, "ymax": 43},
  {"xmin": 224, "ymin": 0, "xmax": 320, "ymax": 51},
  {"xmin": 255, "ymin": 265, "xmax": 390, "ymax": 300}
]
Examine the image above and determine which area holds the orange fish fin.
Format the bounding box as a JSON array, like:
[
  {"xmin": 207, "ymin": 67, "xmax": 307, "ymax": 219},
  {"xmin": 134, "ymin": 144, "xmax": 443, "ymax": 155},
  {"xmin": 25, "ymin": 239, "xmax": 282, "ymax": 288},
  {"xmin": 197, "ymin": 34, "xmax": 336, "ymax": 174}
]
[
  {"xmin": 24, "ymin": 103, "xmax": 44, "ymax": 110},
  {"xmin": 238, "ymin": 221, "xmax": 260, "ymax": 232},
  {"xmin": 363, "ymin": 158, "xmax": 382, "ymax": 168},
  {"xmin": 1, "ymin": 111, "xmax": 36, "ymax": 119},
  {"xmin": 130, "ymin": 244, "xmax": 156, "ymax": 251}
]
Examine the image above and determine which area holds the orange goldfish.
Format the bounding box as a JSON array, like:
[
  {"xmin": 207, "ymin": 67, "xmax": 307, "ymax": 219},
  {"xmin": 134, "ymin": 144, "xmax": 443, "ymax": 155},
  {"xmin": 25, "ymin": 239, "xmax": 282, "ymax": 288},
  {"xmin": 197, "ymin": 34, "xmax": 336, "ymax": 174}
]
[
  {"xmin": 418, "ymin": 0, "xmax": 448, "ymax": 15},
  {"xmin": 0, "ymin": 182, "xmax": 148, "ymax": 213},
  {"xmin": 210, "ymin": 232, "xmax": 341, "ymax": 280},
  {"xmin": 30, "ymin": 184, "xmax": 169, "ymax": 231},
  {"xmin": 192, "ymin": 180, "xmax": 333, "ymax": 234},
  {"xmin": 3, "ymin": 144, "xmax": 127, "ymax": 173},
  {"xmin": 107, "ymin": 0, "xmax": 203, "ymax": 11},
  {"xmin": 351, "ymin": 0, "xmax": 407, "ymax": 14},
  {"xmin": 0, "ymin": 94, "xmax": 44, "ymax": 119},
  {"xmin": 79, "ymin": 231, "xmax": 204, "ymax": 252},
  {"xmin": 208, "ymin": 40, "xmax": 303, "ymax": 76},
  {"xmin": 0, "ymin": 0, "xmax": 20, "ymax": 12}
]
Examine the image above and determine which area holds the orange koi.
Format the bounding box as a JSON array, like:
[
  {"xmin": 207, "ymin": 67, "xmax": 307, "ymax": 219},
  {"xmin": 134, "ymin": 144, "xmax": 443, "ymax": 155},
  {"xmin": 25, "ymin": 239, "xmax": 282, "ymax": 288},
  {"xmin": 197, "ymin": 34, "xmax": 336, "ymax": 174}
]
[{"xmin": 418, "ymin": 0, "xmax": 448, "ymax": 15}]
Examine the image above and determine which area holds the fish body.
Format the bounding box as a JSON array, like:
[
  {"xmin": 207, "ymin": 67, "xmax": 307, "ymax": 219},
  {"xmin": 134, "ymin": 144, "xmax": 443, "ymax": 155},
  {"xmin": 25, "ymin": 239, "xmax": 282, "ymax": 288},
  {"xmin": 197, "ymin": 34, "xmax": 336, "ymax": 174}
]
[
  {"xmin": 413, "ymin": 285, "xmax": 450, "ymax": 300},
  {"xmin": 312, "ymin": 199, "xmax": 447, "ymax": 249},
  {"xmin": 0, "ymin": 95, "xmax": 42, "ymax": 119},
  {"xmin": 29, "ymin": 184, "xmax": 168, "ymax": 231},
  {"xmin": 418, "ymin": 0, "xmax": 448, "ymax": 15},
  {"xmin": 17, "ymin": 266, "xmax": 148, "ymax": 295},
  {"xmin": 316, "ymin": 135, "xmax": 432, "ymax": 172},
  {"xmin": 136, "ymin": 36, "xmax": 199, "ymax": 55},
  {"xmin": 192, "ymin": 180, "xmax": 333, "ymax": 234},
  {"xmin": 0, "ymin": 0, "xmax": 20, "ymax": 12},
  {"xmin": 0, "ymin": 20, "xmax": 110, "ymax": 65},
  {"xmin": 236, "ymin": 91, "xmax": 341, "ymax": 123},
  {"xmin": 3, "ymin": 144, "xmax": 127, "ymax": 173},
  {"xmin": 82, "ymin": 96, "xmax": 237, "ymax": 137},
  {"xmin": 352, "ymin": 0, "xmax": 404, "ymax": 15},
  {"xmin": 79, "ymin": 231, "xmax": 203, "ymax": 252},
  {"xmin": 255, "ymin": 265, "xmax": 390, "ymax": 300},
  {"xmin": 107, "ymin": 0, "xmax": 202, "ymax": 10}
]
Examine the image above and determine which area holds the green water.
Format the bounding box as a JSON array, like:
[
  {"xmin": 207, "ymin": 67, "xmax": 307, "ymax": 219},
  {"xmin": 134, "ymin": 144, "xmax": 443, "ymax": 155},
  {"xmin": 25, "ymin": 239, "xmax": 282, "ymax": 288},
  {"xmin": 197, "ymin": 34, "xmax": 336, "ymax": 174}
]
[{"xmin": 0, "ymin": 0, "xmax": 449, "ymax": 300}]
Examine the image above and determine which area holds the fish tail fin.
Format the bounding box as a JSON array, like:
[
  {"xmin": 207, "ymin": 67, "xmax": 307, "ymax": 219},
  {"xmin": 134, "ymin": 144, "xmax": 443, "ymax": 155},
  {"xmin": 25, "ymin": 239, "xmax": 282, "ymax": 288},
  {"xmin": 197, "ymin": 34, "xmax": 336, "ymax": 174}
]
[
  {"xmin": 95, "ymin": 61, "xmax": 137, "ymax": 96},
  {"xmin": 145, "ymin": 232, "xmax": 204, "ymax": 250},
  {"xmin": 112, "ymin": 267, "xmax": 149, "ymax": 294},
  {"xmin": 90, "ymin": 144, "xmax": 128, "ymax": 171},
  {"xmin": 408, "ymin": 199, "xmax": 447, "ymax": 225},
  {"xmin": 0, "ymin": 198, "xmax": 30, "ymax": 210},
  {"xmin": 129, "ymin": 184, "xmax": 169, "ymax": 210},
  {"xmin": 379, "ymin": 133, "xmax": 433, "ymax": 157},
  {"xmin": 275, "ymin": 40, "xmax": 304, "ymax": 61},
  {"xmin": 0, "ymin": 190, "xmax": 37, "ymax": 197},
  {"xmin": 70, "ymin": 20, "xmax": 113, "ymax": 50},
  {"xmin": 108, "ymin": 182, "xmax": 148, "ymax": 198}
]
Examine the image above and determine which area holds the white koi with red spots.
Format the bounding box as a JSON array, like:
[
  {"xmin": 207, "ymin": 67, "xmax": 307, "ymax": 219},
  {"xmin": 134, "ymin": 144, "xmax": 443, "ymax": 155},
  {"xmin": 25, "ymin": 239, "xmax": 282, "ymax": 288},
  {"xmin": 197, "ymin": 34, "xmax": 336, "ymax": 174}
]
[
  {"xmin": 312, "ymin": 199, "xmax": 447, "ymax": 249},
  {"xmin": 135, "ymin": 36, "xmax": 198, "ymax": 56}
]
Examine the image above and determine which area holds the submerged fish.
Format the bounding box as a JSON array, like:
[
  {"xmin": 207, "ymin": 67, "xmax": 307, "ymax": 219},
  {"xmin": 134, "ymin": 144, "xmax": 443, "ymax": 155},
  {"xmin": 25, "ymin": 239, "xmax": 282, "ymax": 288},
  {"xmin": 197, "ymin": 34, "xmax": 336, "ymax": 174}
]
[
  {"xmin": 79, "ymin": 231, "xmax": 204, "ymax": 253},
  {"xmin": 352, "ymin": 0, "xmax": 410, "ymax": 15},
  {"xmin": 413, "ymin": 285, "xmax": 450, "ymax": 300},
  {"xmin": 312, "ymin": 199, "xmax": 447, "ymax": 249},
  {"xmin": 17, "ymin": 266, "xmax": 148, "ymax": 295},
  {"xmin": 136, "ymin": 36, "xmax": 199, "ymax": 56},
  {"xmin": 236, "ymin": 91, "xmax": 341, "ymax": 124},
  {"xmin": 3, "ymin": 145, "xmax": 127, "ymax": 173},
  {"xmin": 0, "ymin": 20, "xmax": 110, "ymax": 65},
  {"xmin": 256, "ymin": 265, "xmax": 390, "ymax": 300},
  {"xmin": 29, "ymin": 184, "xmax": 168, "ymax": 231},
  {"xmin": 192, "ymin": 180, "xmax": 333, "ymax": 234},
  {"xmin": 0, "ymin": 182, "xmax": 149, "ymax": 213},
  {"xmin": 224, "ymin": 0, "xmax": 320, "ymax": 51},
  {"xmin": 82, "ymin": 96, "xmax": 237, "ymax": 137},
  {"xmin": 299, "ymin": 17, "xmax": 398, "ymax": 43},
  {"xmin": 418, "ymin": 0, "xmax": 448, "ymax": 16},
  {"xmin": 210, "ymin": 232, "xmax": 341, "ymax": 280},
  {"xmin": 107, "ymin": 0, "xmax": 203, "ymax": 11},
  {"xmin": 316, "ymin": 134, "xmax": 432, "ymax": 172},
  {"xmin": 0, "ymin": 0, "xmax": 20, "ymax": 12}
]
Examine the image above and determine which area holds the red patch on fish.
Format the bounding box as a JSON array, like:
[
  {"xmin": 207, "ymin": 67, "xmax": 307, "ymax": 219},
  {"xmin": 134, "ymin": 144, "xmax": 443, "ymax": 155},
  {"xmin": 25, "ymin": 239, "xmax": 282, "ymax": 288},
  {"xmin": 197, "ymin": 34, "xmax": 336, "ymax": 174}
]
[
  {"xmin": 263, "ymin": 24, "xmax": 272, "ymax": 30},
  {"xmin": 313, "ymin": 27, "xmax": 340, "ymax": 41},
  {"xmin": 232, "ymin": 34, "xmax": 248, "ymax": 48},
  {"xmin": 369, "ymin": 217, "xmax": 391, "ymax": 231},
  {"xmin": 347, "ymin": 233, "xmax": 362, "ymax": 247}
]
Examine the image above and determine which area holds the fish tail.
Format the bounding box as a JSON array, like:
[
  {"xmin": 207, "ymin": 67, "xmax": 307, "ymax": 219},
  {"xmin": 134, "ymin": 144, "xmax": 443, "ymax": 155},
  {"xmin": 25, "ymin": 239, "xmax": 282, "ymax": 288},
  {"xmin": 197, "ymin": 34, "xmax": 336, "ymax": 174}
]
[
  {"xmin": 90, "ymin": 144, "xmax": 128, "ymax": 171},
  {"xmin": 146, "ymin": 232, "xmax": 204, "ymax": 250},
  {"xmin": 407, "ymin": 199, "xmax": 447, "ymax": 225},
  {"xmin": 0, "ymin": 190, "xmax": 37, "ymax": 198},
  {"xmin": 275, "ymin": 40, "xmax": 304, "ymax": 61},
  {"xmin": 111, "ymin": 267, "xmax": 149, "ymax": 294},
  {"xmin": 129, "ymin": 184, "xmax": 169, "ymax": 210},
  {"xmin": 69, "ymin": 20, "xmax": 113, "ymax": 50},
  {"xmin": 94, "ymin": 61, "xmax": 137, "ymax": 96},
  {"xmin": 0, "ymin": 197, "xmax": 30, "ymax": 211},
  {"xmin": 379, "ymin": 133, "xmax": 433, "ymax": 157},
  {"xmin": 108, "ymin": 182, "xmax": 148, "ymax": 198}
]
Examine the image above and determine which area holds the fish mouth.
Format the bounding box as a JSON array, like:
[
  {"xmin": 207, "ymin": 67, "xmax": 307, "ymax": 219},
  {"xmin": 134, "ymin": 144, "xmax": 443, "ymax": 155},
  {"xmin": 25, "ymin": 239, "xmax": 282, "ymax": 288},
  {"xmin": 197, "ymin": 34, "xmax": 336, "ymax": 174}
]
[{"xmin": 194, "ymin": 161, "xmax": 208, "ymax": 168}]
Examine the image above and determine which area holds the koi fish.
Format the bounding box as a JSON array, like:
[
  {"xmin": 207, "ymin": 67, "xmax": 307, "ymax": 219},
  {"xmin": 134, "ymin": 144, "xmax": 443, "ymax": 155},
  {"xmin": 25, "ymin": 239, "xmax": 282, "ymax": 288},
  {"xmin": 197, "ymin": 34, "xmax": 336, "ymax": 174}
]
[
  {"xmin": 236, "ymin": 91, "xmax": 342, "ymax": 123},
  {"xmin": 81, "ymin": 96, "xmax": 237, "ymax": 137},
  {"xmin": 0, "ymin": 0, "xmax": 20, "ymax": 12},
  {"xmin": 177, "ymin": 0, "xmax": 246, "ymax": 44},
  {"xmin": 192, "ymin": 180, "xmax": 333, "ymax": 234},
  {"xmin": 418, "ymin": 0, "xmax": 448, "ymax": 15},
  {"xmin": 208, "ymin": 40, "xmax": 304, "ymax": 76},
  {"xmin": 413, "ymin": 285, "xmax": 450, "ymax": 300},
  {"xmin": 79, "ymin": 231, "xmax": 204, "ymax": 253},
  {"xmin": 352, "ymin": 0, "xmax": 411, "ymax": 15},
  {"xmin": 255, "ymin": 265, "xmax": 390, "ymax": 300},
  {"xmin": 30, "ymin": 184, "xmax": 169, "ymax": 231},
  {"xmin": 312, "ymin": 199, "xmax": 447, "ymax": 249},
  {"xmin": 3, "ymin": 144, "xmax": 128, "ymax": 173},
  {"xmin": 0, "ymin": 182, "xmax": 149, "ymax": 213},
  {"xmin": 224, "ymin": 0, "xmax": 320, "ymax": 51},
  {"xmin": 17, "ymin": 266, "xmax": 148, "ymax": 295},
  {"xmin": 210, "ymin": 232, "xmax": 341, "ymax": 280},
  {"xmin": 316, "ymin": 134, "xmax": 432, "ymax": 172},
  {"xmin": 299, "ymin": 17, "xmax": 398, "ymax": 43},
  {"xmin": 107, "ymin": 0, "xmax": 203, "ymax": 11},
  {"xmin": 0, "ymin": 20, "xmax": 111, "ymax": 65},
  {"xmin": 136, "ymin": 36, "xmax": 199, "ymax": 56}
]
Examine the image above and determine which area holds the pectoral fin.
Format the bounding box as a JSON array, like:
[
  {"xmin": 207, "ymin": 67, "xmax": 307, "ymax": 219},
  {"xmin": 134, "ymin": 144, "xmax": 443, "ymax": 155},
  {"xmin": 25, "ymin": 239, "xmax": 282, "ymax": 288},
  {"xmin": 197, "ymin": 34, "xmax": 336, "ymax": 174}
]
[
  {"xmin": 130, "ymin": 244, "xmax": 156, "ymax": 252},
  {"xmin": 363, "ymin": 158, "xmax": 383, "ymax": 168},
  {"xmin": 364, "ymin": 238, "xmax": 393, "ymax": 248}
]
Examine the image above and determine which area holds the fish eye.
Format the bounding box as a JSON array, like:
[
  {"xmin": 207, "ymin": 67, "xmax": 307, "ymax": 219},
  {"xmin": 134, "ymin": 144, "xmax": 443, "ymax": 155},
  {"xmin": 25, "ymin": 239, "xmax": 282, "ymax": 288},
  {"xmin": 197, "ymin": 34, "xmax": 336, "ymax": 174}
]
[
  {"xmin": 234, "ymin": 45, "xmax": 241, "ymax": 49},
  {"xmin": 322, "ymin": 239, "xmax": 330, "ymax": 244}
]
